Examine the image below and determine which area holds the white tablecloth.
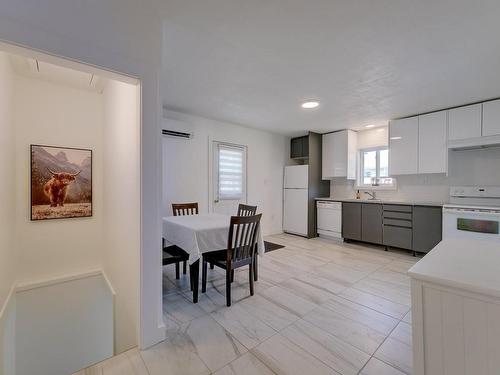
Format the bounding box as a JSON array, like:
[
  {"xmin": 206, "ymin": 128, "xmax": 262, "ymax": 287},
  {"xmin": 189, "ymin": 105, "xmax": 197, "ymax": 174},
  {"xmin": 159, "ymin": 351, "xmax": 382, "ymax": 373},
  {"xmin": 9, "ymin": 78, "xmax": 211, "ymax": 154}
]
[{"xmin": 162, "ymin": 213, "xmax": 265, "ymax": 264}]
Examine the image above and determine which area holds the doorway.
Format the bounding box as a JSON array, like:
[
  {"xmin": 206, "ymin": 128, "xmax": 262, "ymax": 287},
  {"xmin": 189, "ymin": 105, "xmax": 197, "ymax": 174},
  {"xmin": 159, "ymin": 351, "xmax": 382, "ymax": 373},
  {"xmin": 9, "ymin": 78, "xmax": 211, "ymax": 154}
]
[{"xmin": 0, "ymin": 42, "xmax": 142, "ymax": 375}]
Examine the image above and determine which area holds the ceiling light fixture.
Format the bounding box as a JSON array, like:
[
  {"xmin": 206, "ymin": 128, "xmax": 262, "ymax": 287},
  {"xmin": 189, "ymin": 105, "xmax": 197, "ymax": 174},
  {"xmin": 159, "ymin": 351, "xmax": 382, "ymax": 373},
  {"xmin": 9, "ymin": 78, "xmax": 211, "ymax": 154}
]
[
  {"xmin": 301, "ymin": 100, "xmax": 319, "ymax": 109},
  {"xmin": 365, "ymin": 125, "xmax": 375, "ymax": 128},
  {"xmin": 390, "ymin": 136, "xmax": 402, "ymax": 140}
]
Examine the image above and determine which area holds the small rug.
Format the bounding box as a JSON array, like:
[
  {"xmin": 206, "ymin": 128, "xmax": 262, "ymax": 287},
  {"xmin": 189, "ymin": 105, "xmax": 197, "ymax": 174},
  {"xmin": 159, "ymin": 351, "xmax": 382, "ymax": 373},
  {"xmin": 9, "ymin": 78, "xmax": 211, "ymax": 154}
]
[{"xmin": 264, "ymin": 241, "xmax": 285, "ymax": 253}]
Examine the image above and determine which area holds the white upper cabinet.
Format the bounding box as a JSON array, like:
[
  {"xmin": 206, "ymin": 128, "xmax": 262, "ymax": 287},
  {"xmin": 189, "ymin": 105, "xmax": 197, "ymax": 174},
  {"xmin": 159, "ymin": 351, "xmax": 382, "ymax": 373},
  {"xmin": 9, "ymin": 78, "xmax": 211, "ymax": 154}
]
[
  {"xmin": 322, "ymin": 130, "xmax": 357, "ymax": 180},
  {"xmin": 418, "ymin": 111, "xmax": 448, "ymax": 174},
  {"xmin": 482, "ymin": 99, "xmax": 500, "ymax": 137},
  {"xmin": 448, "ymin": 103, "xmax": 482, "ymax": 140},
  {"xmin": 389, "ymin": 117, "xmax": 418, "ymax": 175}
]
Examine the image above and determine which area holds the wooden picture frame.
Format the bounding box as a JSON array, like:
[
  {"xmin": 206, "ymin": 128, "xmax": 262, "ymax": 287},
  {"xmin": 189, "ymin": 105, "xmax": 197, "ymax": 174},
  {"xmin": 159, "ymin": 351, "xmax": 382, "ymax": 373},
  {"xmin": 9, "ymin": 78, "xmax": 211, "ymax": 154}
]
[{"xmin": 30, "ymin": 144, "xmax": 92, "ymax": 220}]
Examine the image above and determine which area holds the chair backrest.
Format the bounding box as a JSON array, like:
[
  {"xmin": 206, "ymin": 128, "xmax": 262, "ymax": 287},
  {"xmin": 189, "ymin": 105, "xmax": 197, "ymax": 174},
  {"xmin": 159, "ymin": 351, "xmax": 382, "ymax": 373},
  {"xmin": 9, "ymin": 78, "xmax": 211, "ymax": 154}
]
[
  {"xmin": 237, "ymin": 204, "xmax": 257, "ymax": 217},
  {"xmin": 172, "ymin": 202, "xmax": 199, "ymax": 216},
  {"xmin": 227, "ymin": 214, "xmax": 262, "ymax": 263}
]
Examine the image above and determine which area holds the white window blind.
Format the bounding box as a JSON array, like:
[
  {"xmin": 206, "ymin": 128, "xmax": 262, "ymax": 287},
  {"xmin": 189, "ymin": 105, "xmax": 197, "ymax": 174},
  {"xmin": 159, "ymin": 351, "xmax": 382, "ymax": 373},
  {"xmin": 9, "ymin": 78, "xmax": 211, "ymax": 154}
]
[{"xmin": 217, "ymin": 144, "xmax": 245, "ymax": 200}]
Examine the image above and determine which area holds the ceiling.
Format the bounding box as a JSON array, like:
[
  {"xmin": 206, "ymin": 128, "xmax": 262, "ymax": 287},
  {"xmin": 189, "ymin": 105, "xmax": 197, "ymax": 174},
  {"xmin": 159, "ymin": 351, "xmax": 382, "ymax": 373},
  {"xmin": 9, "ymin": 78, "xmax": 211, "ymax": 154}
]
[
  {"xmin": 160, "ymin": 0, "xmax": 500, "ymax": 136},
  {"xmin": 9, "ymin": 54, "xmax": 104, "ymax": 92}
]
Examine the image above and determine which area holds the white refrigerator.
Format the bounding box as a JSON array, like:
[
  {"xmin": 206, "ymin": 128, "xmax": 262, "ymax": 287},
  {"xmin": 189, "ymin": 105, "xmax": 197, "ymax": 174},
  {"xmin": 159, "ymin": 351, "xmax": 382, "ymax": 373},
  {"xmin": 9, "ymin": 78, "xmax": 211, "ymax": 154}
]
[{"xmin": 283, "ymin": 165, "xmax": 309, "ymax": 236}]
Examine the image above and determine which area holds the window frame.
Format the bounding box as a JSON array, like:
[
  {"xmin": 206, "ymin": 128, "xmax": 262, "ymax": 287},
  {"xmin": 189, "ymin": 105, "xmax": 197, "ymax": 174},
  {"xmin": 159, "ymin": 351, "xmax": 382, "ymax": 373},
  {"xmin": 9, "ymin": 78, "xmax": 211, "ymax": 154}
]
[
  {"xmin": 214, "ymin": 142, "xmax": 247, "ymax": 201},
  {"xmin": 357, "ymin": 146, "xmax": 396, "ymax": 190}
]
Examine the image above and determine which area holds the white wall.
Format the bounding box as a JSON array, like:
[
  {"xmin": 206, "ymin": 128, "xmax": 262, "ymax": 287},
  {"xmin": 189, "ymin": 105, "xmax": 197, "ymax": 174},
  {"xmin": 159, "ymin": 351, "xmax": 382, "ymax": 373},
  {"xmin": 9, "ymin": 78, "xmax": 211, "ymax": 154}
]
[
  {"xmin": 15, "ymin": 274, "xmax": 113, "ymax": 375},
  {"xmin": 357, "ymin": 127, "xmax": 388, "ymax": 149},
  {"xmin": 14, "ymin": 74, "xmax": 105, "ymax": 284},
  {"xmin": 0, "ymin": 52, "xmax": 16, "ymax": 310},
  {"xmin": 331, "ymin": 127, "xmax": 500, "ymax": 202},
  {"xmin": 0, "ymin": 1, "xmax": 165, "ymax": 348},
  {"xmin": 162, "ymin": 110, "xmax": 289, "ymax": 235},
  {"xmin": 103, "ymin": 80, "xmax": 141, "ymax": 354},
  {"xmin": 0, "ymin": 52, "xmax": 17, "ymax": 375}
]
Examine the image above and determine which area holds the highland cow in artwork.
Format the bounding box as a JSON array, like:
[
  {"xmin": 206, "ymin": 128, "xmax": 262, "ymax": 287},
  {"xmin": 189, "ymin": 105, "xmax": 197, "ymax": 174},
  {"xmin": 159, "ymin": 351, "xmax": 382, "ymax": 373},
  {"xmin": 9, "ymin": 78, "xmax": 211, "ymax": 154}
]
[
  {"xmin": 31, "ymin": 145, "xmax": 92, "ymax": 220},
  {"xmin": 44, "ymin": 168, "xmax": 81, "ymax": 207}
]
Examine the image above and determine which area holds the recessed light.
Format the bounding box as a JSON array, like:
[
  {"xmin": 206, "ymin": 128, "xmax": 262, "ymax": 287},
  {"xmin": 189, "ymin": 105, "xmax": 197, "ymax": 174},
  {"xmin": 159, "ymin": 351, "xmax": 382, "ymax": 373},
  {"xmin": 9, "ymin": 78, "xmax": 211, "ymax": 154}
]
[
  {"xmin": 390, "ymin": 136, "xmax": 402, "ymax": 140},
  {"xmin": 365, "ymin": 125, "xmax": 375, "ymax": 128},
  {"xmin": 301, "ymin": 100, "xmax": 319, "ymax": 109}
]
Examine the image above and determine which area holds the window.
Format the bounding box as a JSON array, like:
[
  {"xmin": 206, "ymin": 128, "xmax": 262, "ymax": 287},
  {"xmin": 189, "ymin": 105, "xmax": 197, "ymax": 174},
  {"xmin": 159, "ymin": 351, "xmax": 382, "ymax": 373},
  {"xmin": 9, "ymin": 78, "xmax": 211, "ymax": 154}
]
[
  {"xmin": 359, "ymin": 147, "xmax": 395, "ymax": 188},
  {"xmin": 216, "ymin": 143, "xmax": 246, "ymax": 200}
]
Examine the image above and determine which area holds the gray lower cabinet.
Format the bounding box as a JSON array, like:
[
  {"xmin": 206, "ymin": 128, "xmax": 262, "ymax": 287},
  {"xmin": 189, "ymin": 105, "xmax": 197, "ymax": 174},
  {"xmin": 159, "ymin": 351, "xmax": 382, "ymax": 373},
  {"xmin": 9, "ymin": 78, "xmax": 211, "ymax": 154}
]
[
  {"xmin": 342, "ymin": 201, "xmax": 442, "ymax": 254},
  {"xmin": 383, "ymin": 204, "xmax": 413, "ymax": 250},
  {"xmin": 342, "ymin": 202, "xmax": 362, "ymax": 241},
  {"xmin": 383, "ymin": 225, "xmax": 412, "ymax": 250},
  {"xmin": 361, "ymin": 204, "xmax": 383, "ymax": 244},
  {"xmin": 413, "ymin": 206, "xmax": 442, "ymax": 253}
]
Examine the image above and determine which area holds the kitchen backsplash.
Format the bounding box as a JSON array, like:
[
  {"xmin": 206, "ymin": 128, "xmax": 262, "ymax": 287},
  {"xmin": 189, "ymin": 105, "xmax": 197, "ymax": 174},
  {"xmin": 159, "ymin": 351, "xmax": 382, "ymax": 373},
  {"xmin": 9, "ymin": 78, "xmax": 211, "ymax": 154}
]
[{"xmin": 330, "ymin": 147, "xmax": 500, "ymax": 203}]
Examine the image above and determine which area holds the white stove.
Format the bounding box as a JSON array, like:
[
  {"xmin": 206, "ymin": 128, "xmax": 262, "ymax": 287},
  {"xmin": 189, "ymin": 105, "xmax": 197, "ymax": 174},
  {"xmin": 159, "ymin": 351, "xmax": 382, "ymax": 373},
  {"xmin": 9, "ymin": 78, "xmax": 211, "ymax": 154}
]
[{"xmin": 443, "ymin": 186, "xmax": 500, "ymax": 240}]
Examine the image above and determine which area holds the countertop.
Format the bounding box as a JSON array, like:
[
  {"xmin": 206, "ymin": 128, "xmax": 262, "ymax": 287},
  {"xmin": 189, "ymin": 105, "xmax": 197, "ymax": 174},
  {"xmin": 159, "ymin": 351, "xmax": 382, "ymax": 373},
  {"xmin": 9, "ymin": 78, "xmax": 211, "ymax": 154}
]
[
  {"xmin": 408, "ymin": 239, "xmax": 500, "ymax": 298},
  {"xmin": 315, "ymin": 197, "xmax": 445, "ymax": 207}
]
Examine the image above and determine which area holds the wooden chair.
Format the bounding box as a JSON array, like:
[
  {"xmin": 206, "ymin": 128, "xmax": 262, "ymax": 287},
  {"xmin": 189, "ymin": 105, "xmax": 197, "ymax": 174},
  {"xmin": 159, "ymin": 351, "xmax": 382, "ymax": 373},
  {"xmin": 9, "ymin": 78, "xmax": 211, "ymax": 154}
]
[
  {"xmin": 237, "ymin": 204, "xmax": 259, "ymax": 280},
  {"xmin": 162, "ymin": 240, "xmax": 189, "ymax": 279},
  {"xmin": 237, "ymin": 204, "xmax": 257, "ymax": 216},
  {"xmin": 167, "ymin": 202, "xmax": 198, "ymax": 276},
  {"xmin": 201, "ymin": 214, "xmax": 262, "ymax": 306},
  {"xmin": 172, "ymin": 202, "xmax": 199, "ymax": 216}
]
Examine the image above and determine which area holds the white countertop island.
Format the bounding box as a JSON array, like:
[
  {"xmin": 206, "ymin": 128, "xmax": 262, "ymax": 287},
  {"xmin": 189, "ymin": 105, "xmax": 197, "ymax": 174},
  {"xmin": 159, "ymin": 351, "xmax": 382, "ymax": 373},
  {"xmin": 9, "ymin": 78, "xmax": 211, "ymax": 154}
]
[
  {"xmin": 408, "ymin": 239, "xmax": 500, "ymax": 375},
  {"xmin": 409, "ymin": 239, "xmax": 500, "ymax": 298}
]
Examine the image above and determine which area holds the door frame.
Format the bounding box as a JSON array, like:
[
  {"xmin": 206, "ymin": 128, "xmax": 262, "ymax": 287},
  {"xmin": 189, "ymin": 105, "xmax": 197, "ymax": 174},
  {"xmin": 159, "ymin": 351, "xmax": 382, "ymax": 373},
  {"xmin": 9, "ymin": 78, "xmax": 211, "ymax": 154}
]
[
  {"xmin": 0, "ymin": 35, "xmax": 164, "ymax": 350},
  {"xmin": 208, "ymin": 137, "xmax": 248, "ymax": 213}
]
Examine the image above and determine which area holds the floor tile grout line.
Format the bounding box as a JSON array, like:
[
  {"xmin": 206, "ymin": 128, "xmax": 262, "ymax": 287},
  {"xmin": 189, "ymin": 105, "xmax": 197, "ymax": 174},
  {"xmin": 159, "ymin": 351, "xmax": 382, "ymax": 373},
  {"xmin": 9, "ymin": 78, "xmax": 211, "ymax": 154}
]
[
  {"xmin": 356, "ymin": 313, "xmax": 408, "ymax": 375},
  {"xmin": 138, "ymin": 349, "xmax": 153, "ymax": 375}
]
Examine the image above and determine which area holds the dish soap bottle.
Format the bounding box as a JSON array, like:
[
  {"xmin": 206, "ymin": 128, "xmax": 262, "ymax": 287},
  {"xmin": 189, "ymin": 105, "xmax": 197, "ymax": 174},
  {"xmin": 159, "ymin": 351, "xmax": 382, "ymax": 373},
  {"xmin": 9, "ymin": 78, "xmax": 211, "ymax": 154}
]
[{"xmin": 356, "ymin": 190, "xmax": 361, "ymax": 200}]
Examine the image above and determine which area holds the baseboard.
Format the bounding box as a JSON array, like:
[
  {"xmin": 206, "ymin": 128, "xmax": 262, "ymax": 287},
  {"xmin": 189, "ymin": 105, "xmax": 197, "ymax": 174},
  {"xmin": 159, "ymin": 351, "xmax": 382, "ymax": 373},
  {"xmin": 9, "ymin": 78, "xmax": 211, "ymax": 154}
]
[{"xmin": 16, "ymin": 270, "xmax": 103, "ymax": 293}]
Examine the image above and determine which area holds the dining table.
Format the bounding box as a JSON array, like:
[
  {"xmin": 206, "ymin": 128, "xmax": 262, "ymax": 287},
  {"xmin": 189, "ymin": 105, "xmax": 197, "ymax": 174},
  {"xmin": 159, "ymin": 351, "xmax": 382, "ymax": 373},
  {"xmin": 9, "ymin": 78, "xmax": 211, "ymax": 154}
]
[{"xmin": 162, "ymin": 213, "xmax": 265, "ymax": 303}]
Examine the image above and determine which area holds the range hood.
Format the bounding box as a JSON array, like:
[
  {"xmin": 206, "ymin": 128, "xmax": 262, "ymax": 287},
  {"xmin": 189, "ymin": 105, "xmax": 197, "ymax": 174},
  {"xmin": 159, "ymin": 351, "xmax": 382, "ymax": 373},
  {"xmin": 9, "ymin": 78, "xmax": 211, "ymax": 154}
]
[{"xmin": 448, "ymin": 134, "xmax": 500, "ymax": 150}]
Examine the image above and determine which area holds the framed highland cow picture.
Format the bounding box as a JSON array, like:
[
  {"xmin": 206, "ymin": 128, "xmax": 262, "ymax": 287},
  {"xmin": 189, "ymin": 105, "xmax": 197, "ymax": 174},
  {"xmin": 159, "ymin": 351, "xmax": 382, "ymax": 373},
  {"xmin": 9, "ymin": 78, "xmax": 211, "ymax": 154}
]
[{"xmin": 31, "ymin": 144, "xmax": 92, "ymax": 220}]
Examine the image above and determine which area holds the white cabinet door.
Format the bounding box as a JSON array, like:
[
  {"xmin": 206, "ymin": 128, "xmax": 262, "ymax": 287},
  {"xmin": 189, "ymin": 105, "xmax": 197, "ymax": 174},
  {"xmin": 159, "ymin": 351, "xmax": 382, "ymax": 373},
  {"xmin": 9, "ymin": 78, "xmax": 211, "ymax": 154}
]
[
  {"xmin": 389, "ymin": 117, "xmax": 418, "ymax": 175},
  {"xmin": 322, "ymin": 130, "xmax": 357, "ymax": 179},
  {"xmin": 418, "ymin": 111, "xmax": 448, "ymax": 174},
  {"xmin": 346, "ymin": 130, "xmax": 357, "ymax": 180},
  {"xmin": 322, "ymin": 132, "xmax": 337, "ymax": 179},
  {"xmin": 482, "ymin": 99, "xmax": 500, "ymax": 137},
  {"xmin": 322, "ymin": 131, "xmax": 347, "ymax": 178},
  {"xmin": 283, "ymin": 189, "xmax": 308, "ymax": 236},
  {"xmin": 448, "ymin": 103, "xmax": 482, "ymax": 140}
]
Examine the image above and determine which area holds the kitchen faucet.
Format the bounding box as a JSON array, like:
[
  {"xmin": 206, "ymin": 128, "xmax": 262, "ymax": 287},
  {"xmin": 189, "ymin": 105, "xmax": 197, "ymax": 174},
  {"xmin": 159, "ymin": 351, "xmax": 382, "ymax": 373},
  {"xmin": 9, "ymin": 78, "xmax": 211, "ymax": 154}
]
[{"xmin": 364, "ymin": 191, "xmax": 377, "ymax": 200}]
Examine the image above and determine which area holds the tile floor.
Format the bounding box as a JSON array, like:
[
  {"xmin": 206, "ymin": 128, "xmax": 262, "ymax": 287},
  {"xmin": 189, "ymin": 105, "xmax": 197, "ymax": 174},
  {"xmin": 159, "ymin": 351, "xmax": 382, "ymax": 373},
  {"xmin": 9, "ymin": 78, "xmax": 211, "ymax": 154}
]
[{"xmin": 75, "ymin": 234, "xmax": 420, "ymax": 375}]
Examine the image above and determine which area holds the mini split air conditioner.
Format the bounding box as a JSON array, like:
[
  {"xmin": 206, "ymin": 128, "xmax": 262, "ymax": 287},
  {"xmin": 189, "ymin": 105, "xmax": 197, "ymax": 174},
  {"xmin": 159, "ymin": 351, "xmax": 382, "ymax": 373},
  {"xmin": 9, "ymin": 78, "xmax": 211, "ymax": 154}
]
[
  {"xmin": 161, "ymin": 118, "xmax": 193, "ymax": 139},
  {"xmin": 161, "ymin": 129, "xmax": 192, "ymax": 139}
]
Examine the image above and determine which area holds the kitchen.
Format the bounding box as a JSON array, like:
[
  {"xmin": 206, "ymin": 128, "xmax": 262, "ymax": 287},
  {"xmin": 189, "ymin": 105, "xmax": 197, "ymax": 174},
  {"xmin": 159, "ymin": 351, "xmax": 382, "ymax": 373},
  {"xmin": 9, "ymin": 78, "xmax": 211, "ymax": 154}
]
[{"xmin": 283, "ymin": 98, "xmax": 500, "ymax": 374}]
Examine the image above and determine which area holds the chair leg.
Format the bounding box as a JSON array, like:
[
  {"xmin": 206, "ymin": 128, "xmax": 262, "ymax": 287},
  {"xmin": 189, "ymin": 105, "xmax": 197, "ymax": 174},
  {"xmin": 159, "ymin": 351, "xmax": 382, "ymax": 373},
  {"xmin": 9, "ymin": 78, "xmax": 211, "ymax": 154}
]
[
  {"xmin": 249, "ymin": 263, "xmax": 254, "ymax": 296},
  {"xmin": 191, "ymin": 260, "xmax": 199, "ymax": 303},
  {"xmin": 226, "ymin": 268, "xmax": 232, "ymax": 307},
  {"xmin": 175, "ymin": 262, "xmax": 180, "ymax": 280},
  {"xmin": 189, "ymin": 265, "xmax": 192, "ymax": 291},
  {"xmin": 202, "ymin": 259, "xmax": 207, "ymax": 293},
  {"xmin": 253, "ymin": 254, "xmax": 258, "ymax": 281},
  {"xmin": 210, "ymin": 262, "xmax": 214, "ymax": 270},
  {"xmin": 183, "ymin": 260, "xmax": 187, "ymax": 274},
  {"xmin": 231, "ymin": 269, "xmax": 235, "ymax": 283}
]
